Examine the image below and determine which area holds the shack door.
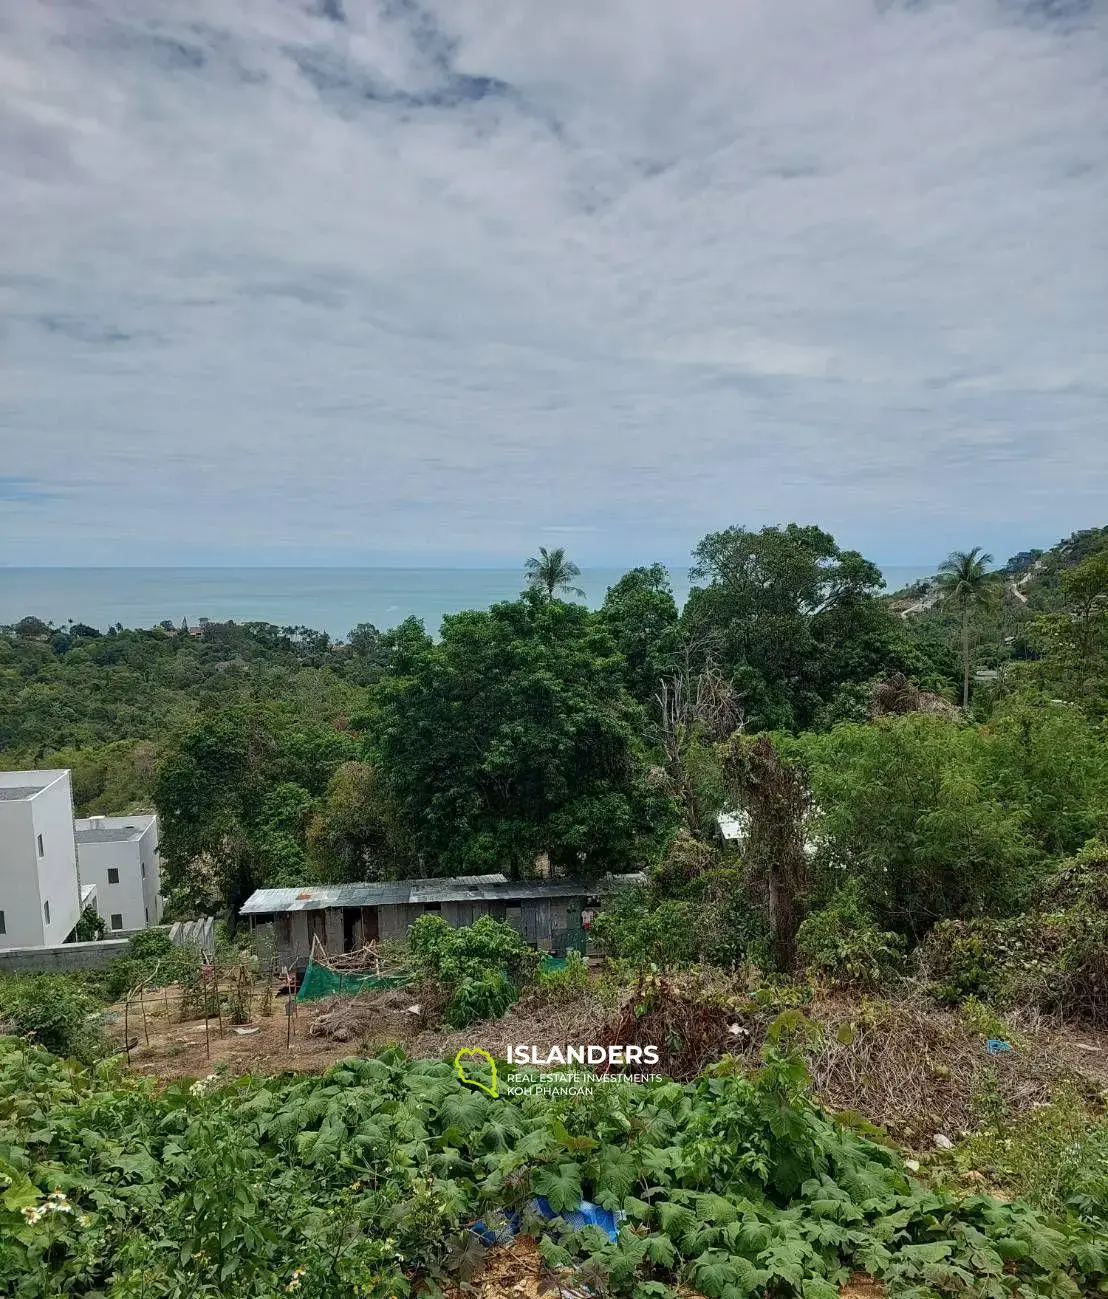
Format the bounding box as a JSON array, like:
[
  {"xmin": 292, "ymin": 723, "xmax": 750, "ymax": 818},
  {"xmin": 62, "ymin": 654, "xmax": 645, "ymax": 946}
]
[
  {"xmin": 307, "ymin": 910, "xmax": 327, "ymax": 952},
  {"xmin": 361, "ymin": 906, "xmax": 379, "ymax": 942}
]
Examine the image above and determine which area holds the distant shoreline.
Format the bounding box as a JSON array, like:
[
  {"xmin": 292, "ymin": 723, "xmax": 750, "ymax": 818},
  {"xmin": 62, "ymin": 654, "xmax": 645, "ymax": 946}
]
[{"xmin": 0, "ymin": 564, "xmax": 937, "ymax": 638}]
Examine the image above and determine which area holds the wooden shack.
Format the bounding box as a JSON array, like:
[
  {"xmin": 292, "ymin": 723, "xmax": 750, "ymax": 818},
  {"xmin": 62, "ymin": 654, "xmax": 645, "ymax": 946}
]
[{"xmin": 240, "ymin": 872, "xmax": 641, "ymax": 972}]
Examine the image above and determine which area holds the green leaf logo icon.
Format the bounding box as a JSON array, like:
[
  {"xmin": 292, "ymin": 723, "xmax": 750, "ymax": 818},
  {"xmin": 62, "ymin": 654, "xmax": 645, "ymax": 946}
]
[{"xmin": 454, "ymin": 1047, "xmax": 499, "ymax": 1098}]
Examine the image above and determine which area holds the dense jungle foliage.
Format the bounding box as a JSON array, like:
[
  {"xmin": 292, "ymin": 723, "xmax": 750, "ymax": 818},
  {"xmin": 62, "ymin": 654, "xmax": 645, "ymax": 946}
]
[{"xmin": 2, "ymin": 523, "xmax": 1106, "ymax": 945}]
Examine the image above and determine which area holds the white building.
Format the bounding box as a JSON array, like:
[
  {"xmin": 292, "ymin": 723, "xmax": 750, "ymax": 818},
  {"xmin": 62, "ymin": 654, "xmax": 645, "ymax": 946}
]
[
  {"xmin": 0, "ymin": 770, "xmax": 85, "ymax": 949},
  {"xmin": 74, "ymin": 814, "xmax": 162, "ymax": 934}
]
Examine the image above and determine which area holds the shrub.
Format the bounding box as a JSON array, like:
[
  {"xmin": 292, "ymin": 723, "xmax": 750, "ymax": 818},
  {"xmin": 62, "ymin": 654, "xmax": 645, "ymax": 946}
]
[
  {"xmin": 797, "ymin": 714, "xmax": 1039, "ymax": 937},
  {"xmin": 444, "ymin": 971, "xmax": 517, "ymax": 1028},
  {"xmin": 954, "ymin": 1091, "xmax": 1108, "ymax": 1224},
  {"xmin": 409, "ymin": 915, "xmax": 538, "ymax": 1026},
  {"xmin": 534, "ymin": 949, "xmax": 590, "ymax": 1004},
  {"xmin": 410, "ymin": 914, "xmax": 538, "ymax": 984},
  {"xmin": 917, "ymin": 848, "xmax": 1108, "ymax": 1024},
  {"xmin": 102, "ymin": 931, "xmax": 192, "ymax": 1002},
  {"xmin": 795, "ymin": 881, "xmax": 905, "ymax": 989},
  {"xmin": 73, "ymin": 905, "xmax": 105, "ymax": 942},
  {"xmin": 590, "ymin": 876, "xmax": 769, "ymax": 971},
  {"xmin": 0, "ymin": 974, "xmax": 108, "ymax": 1062}
]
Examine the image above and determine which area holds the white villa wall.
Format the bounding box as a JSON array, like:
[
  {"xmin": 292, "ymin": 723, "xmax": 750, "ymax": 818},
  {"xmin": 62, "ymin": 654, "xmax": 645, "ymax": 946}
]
[
  {"xmin": 31, "ymin": 774, "xmax": 82, "ymax": 945},
  {"xmin": 75, "ymin": 814, "xmax": 161, "ymax": 933},
  {"xmin": 0, "ymin": 771, "xmax": 80, "ymax": 949},
  {"xmin": 0, "ymin": 798, "xmax": 44, "ymax": 948},
  {"xmin": 138, "ymin": 820, "xmax": 162, "ymax": 925}
]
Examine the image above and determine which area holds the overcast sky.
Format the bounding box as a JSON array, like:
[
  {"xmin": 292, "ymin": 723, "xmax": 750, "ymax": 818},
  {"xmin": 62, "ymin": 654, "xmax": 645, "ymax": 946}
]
[{"xmin": 1, "ymin": 0, "xmax": 1105, "ymax": 569}]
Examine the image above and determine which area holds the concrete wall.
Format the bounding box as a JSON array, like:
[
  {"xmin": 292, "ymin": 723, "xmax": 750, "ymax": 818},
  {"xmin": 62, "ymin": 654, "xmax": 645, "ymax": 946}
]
[
  {"xmin": 0, "ymin": 798, "xmax": 43, "ymax": 949},
  {"xmin": 32, "ymin": 774, "xmax": 82, "ymax": 946},
  {"xmin": 0, "ymin": 938, "xmax": 129, "ymax": 974}
]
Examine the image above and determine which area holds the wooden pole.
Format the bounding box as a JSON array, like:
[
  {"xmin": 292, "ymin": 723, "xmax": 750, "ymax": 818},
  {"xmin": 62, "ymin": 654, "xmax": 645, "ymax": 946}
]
[
  {"xmin": 139, "ymin": 987, "xmax": 149, "ymax": 1047},
  {"xmin": 123, "ymin": 995, "xmax": 131, "ymax": 1066}
]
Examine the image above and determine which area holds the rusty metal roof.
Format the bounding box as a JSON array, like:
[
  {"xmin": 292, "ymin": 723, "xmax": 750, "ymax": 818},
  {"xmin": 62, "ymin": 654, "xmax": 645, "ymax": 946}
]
[
  {"xmin": 240, "ymin": 872, "xmax": 643, "ymax": 916},
  {"xmin": 239, "ymin": 875, "xmax": 509, "ymax": 915}
]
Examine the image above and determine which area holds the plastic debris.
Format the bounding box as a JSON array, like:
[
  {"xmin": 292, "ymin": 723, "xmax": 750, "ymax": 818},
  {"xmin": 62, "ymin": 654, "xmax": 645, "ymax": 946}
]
[
  {"xmin": 471, "ymin": 1198, "xmax": 624, "ymax": 1246},
  {"xmin": 933, "ymin": 1134, "xmax": 954, "ymax": 1150},
  {"xmin": 233, "ymin": 1027, "xmax": 260, "ymax": 1036},
  {"xmin": 905, "ymin": 1159, "xmax": 921, "ymax": 1172},
  {"xmin": 985, "ymin": 1039, "xmax": 1012, "ymax": 1054}
]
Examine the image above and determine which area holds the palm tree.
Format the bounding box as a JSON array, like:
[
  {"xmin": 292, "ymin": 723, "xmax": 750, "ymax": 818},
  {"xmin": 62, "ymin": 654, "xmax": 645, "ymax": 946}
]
[
  {"xmin": 524, "ymin": 547, "xmax": 585, "ymax": 600},
  {"xmin": 934, "ymin": 547, "xmax": 1000, "ymax": 707}
]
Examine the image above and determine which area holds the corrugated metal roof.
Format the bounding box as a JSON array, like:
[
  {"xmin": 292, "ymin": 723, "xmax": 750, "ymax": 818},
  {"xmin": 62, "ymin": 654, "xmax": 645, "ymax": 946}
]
[
  {"xmin": 240, "ymin": 874, "xmax": 510, "ymax": 915},
  {"xmin": 240, "ymin": 872, "xmax": 643, "ymax": 916}
]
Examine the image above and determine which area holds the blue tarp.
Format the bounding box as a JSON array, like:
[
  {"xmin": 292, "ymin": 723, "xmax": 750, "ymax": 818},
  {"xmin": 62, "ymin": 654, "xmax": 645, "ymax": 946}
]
[{"xmin": 471, "ymin": 1197, "xmax": 623, "ymax": 1246}]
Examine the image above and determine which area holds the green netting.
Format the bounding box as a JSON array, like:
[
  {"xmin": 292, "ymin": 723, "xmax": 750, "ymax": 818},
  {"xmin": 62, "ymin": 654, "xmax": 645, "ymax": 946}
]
[
  {"xmin": 297, "ymin": 955, "xmax": 414, "ymax": 1002},
  {"xmin": 539, "ymin": 954, "xmax": 568, "ymax": 974}
]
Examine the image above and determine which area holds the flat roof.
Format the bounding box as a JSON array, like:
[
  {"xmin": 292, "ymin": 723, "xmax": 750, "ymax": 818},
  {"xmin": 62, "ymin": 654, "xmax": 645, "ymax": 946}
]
[
  {"xmin": 241, "ymin": 872, "xmax": 644, "ymax": 916},
  {"xmin": 0, "ymin": 769, "xmax": 68, "ymax": 800},
  {"xmin": 74, "ymin": 814, "xmax": 156, "ymax": 844}
]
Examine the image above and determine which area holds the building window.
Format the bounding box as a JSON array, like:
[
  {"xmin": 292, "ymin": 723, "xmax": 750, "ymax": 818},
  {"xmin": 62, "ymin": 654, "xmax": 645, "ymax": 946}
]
[
  {"xmin": 107, "ymin": 867, "xmax": 120, "ymax": 884},
  {"xmin": 145, "ymin": 906, "xmax": 149, "ymax": 924},
  {"xmin": 44, "ymin": 900, "xmax": 50, "ymax": 925},
  {"xmin": 141, "ymin": 861, "xmax": 146, "ymax": 878},
  {"xmin": 0, "ymin": 910, "xmax": 6, "ymax": 935},
  {"xmin": 110, "ymin": 914, "xmax": 123, "ymax": 931},
  {"xmin": 37, "ymin": 834, "xmax": 44, "ymax": 857}
]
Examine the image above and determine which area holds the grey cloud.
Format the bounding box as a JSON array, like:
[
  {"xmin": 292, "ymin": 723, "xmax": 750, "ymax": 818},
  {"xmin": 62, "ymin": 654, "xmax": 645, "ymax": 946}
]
[{"xmin": 0, "ymin": 0, "xmax": 1104, "ymax": 566}]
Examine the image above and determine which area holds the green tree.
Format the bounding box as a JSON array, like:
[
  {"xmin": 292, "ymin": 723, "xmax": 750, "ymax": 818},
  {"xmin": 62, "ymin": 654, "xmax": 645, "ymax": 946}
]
[
  {"xmin": 369, "ymin": 592, "xmax": 676, "ymax": 877},
  {"xmin": 934, "ymin": 547, "xmax": 1001, "ymax": 707},
  {"xmin": 981, "ymin": 692, "xmax": 1108, "ymax": 855},
  {"xmin": 599, "ymin": 564, "xmax": 681, "ymax": 705},
  {"xmin": 306, "ymin": 761, "xmax": 403, "ymax": 881},
  {"xmin": 524, "ymin": 547, "xmax": 585, "ymax": 600},
  {"xmin": 153, "ymin": 705, "xmax": 356, "ymax": 912},
  {"xmin": 796, "ymin": 715, "xmax": 1036, "ymax": 938},
  {"xmin": 682, "ymin": 524, "xmax": 898, "ymax": 730}
]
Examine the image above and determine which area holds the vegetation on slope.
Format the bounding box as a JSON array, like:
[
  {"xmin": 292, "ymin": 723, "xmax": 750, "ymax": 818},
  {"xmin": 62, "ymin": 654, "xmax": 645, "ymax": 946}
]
[{"xmin": 2, "ymin": 1031, "xmax": 1107, "ymax": 1299}]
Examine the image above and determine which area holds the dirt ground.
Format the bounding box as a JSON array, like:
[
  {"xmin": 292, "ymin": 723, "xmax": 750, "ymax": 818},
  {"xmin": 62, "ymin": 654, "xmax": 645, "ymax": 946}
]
[
  {"xmin": 105, "ymin": 992, "xmax": 375, "ymax": 1078},
  {"xmin": 107, "ymin": 978, "xmax": 1108, "ymax": 1133}
]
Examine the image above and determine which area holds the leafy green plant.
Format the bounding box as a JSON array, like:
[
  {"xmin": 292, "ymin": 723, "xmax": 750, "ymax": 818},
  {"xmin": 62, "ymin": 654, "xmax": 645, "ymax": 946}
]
[
  {"xmin": 72, "ymin": 906, "xmax": 105, "ymax": 943},
  {"xmin": 1, "ymin": 1036, "xmax": 1107, "ymax": 1298},
  {"xmin": 534, "ymin": 950, "xmax": 590, "ymax": 1004},
  {"xmin": 0, "ymin": 974, "xmax": 108, "ymax": 1062},
  {"xmin": 795, "ymin": 881, "xmax": 905, "ymax": 990},
  {"xmin": 409, "ymin": 915, "xmax": 538, "ymax": 1027}
]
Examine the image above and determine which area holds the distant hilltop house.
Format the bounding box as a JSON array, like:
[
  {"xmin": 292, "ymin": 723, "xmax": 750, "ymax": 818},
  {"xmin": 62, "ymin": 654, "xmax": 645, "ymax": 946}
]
[
  {"xmin": 0, "ymin": 768, "xmax": 161, "ymax": 952},
  {"xmin": 240, "ymin": 872, "xmax": 644, "ymax": 972}
]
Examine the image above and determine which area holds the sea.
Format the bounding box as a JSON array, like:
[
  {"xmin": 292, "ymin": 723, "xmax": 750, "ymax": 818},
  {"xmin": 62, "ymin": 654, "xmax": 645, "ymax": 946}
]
[{"xmin": 0, "ymin": 566, "xmax": 936, "ymax": 639}]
